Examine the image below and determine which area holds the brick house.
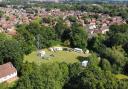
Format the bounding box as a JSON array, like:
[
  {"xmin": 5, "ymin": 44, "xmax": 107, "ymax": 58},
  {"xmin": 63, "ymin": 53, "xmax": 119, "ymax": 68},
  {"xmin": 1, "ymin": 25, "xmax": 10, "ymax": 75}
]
[{"xmin": 0, "ymin": 62, "xmax": 17, "ymax": 83}]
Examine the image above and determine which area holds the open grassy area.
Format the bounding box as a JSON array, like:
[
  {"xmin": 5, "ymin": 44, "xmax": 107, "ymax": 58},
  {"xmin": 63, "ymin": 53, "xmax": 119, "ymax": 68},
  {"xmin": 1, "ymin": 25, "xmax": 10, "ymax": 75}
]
[
  {"xmin": 24, "ymin": 49, "xmax": 90, "ymax": 64},
  {"xmin": 115, "ymin": 74, "xmax": 128, "ymax": 80},
  {"xmin": 0, "ymin": 82, "xmax": 16, "ymax": 89}
]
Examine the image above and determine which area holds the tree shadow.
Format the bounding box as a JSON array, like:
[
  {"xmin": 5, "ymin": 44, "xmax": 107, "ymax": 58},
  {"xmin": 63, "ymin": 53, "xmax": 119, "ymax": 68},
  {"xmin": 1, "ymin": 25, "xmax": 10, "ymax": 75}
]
[{"xmin": 77, "ymin": 56, "xmax": 86, "ymax": 62}]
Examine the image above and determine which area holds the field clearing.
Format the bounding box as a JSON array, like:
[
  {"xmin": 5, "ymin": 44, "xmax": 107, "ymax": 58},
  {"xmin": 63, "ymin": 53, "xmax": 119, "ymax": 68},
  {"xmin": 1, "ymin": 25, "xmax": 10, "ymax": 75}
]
[
  {"xmin": 115, "ymin": 74, "xmax": 128, "ymax": 80},
  {"xmin": 24, "ymin": 49, "xmax": 90, "ymax": 64}
]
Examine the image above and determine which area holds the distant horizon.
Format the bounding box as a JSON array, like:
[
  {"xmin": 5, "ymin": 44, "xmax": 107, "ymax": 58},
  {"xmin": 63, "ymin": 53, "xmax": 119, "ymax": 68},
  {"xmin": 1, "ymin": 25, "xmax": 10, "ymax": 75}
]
[{"xmin": 1, "ymin": 0, "xmax": 128, "ymax": 3}]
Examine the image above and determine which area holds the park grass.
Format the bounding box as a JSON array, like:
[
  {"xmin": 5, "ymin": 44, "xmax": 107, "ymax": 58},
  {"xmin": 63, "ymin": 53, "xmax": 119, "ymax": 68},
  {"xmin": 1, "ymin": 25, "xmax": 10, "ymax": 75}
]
[
  {"xmin": 115, "ymin": 74, "xmax": 128, "ymax": 80},
  {"xmin": 24, "ymin": 49, "xmax": 90, "ymax": 65},
  {"xmin": 0, "ymin": 82, "xmax": 16, "ymax": 89}
]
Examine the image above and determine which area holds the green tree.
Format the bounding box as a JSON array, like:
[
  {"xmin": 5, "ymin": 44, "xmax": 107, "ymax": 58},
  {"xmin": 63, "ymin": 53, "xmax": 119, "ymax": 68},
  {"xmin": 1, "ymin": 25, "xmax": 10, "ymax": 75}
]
[
  {"xmin": 117, "ymin": 80, "xmax": 128, "ymax": 89},
  {"xmin": 55, "ymin": 20, "xmax": 66, "ymax": 40},
  {"xmin": 0, "ymin": 33, "xmax": 23, "ymax": 71},
  {"xmin": 106, "ymin": 24, "xmax": 128, "ymax": 47},
  {"xmin": 70, "ymin": 23, "xmax": 88, "ymax": 49},
  {"xmin": 15, "ymin": 63, "xmax": 69, "ymax": 89},
  {"xmin": 68, "ymin": 16, "xmax": 77, "ymax": 22},
  {"xmin": 123, "ymin": 61, "xmax": 128, "ymax": 75},
  {"xmin": 16, "ymin": 24, "xmax": 35, "ymax": 54},
  {"xmin": 84, "ymin": 53, "xmax": 100, "ymax": 67},
  {"xmin": 99, "ymin": 58, "xmax": 111, "ymax": 71}
]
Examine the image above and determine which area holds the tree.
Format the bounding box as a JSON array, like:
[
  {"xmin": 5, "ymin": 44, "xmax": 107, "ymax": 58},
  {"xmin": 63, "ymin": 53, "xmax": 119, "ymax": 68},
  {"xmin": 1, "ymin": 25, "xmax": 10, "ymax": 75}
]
[
  {"xmin": 15, "ymin": 75, "xmax": 33, "ymax": 89},
  {"xmin": 123, "ymin": 61, "xmax": 128, "ymax": 75},
  {"xmin": 117, "ymin": 80, "xmax": 128, "ymax": 89},
  {"xmin": 64, "ymin": 64, "xmax": 119, "ymax": 89},
  {"xmin": 87, "ymin": 54, "xmax": 100, "ymax": 67},
  {"xmin": 0, "ymin": 33, "xmax": 23, "ymax": 72},
  {"xmin": 68, "ymin": 63, "xmax": 82, "ymax": 78},
  {"xmin": 61, "ymin": 28, "xmax": 72, "ymax": 46},
  {"xmin": 15, "ymin": 63, "xmax": 69, "ymax": 89},
  {"xmin": 70, "ymin": 23, "xmax": 88, "ymax": 49},
  {"xmin": 99, "ymin": 47, "xmax": 127, "ymax": 73},
  {"xmin": 107, "ymin": 33, "xmax": 128, "ymax": 46},
  {"xmin": 38, "ymin": 26, "xmax": 57, "ymax": 48},
  {"xmin": 64, "ymin": 63, "xmax": 83, "ymax": 89},
  {"xmin": 103, "ymin": 71, "xmax": 118, "ymax": 89},
  {"xmin": 106, "ymin": 24, "xmax": 128, "ymax": 47},
  {"xmin": 99, "ymin": 58, "xmax": 111, "ymax": 71},
  {"xmin": 68, "ymin": 16, "xmax": 77, "ymax": 22},
  {"xmin": 28, "ymin": 22, "xmax": 58, "ymax": 48},
  {"xmin": 16, "ymin": 24, "xmax": 35, "ymax": 54},
  {"xmin": 87, "ymin": 34, "xmax": 106, "ymax": 51},
  {"xmin": 123, "ymin": 43, "xmax": 128, "ymax": 54},
  {"xmin": 55, "ymin": 20, "xmax": 66, "ymax": 40}
]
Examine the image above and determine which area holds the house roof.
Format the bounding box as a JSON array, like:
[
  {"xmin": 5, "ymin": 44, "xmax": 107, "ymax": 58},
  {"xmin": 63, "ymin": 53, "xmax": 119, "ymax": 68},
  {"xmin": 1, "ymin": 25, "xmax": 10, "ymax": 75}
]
[{"xmin": 0, "ymin": 62, "xmax": 17, "ymax": 78}]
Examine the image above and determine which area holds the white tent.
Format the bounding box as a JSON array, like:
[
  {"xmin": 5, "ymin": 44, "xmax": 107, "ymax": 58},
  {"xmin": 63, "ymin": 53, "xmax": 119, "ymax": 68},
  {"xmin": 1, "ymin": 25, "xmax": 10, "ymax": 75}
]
[
  {"xmin": 53, "ymin": 47, "xmax": 63, "ymax": 51},
  {"xmin": 49, "ymin": 47, "xmax": 63, "ymax": 51},
  {"xmin": 37, "ymin": 50, "xmax": 46, "ymax": 57},
  {"xmin": 74, "ymin": 48, "xmax": 83, "ymax": 53},
  {"xmin": 81, "ymin": 61, "xmax": 88, "ymax": 67},
  {"xmin": 49, "ymin": 48, "xmax": 54, "ymax": 52},
  {"xmin": 85, "ymin": 50, "xmax": 89, "ymax": 54}
]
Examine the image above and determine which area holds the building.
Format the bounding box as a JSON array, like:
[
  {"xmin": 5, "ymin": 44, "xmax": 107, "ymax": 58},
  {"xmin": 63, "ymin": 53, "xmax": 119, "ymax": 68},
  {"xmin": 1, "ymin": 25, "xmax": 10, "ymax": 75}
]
[
  {"xmin": 30, "ymin": 0, "xmax": 60, "ymax": 3},
  {"xmin": 0, "ymin": 62, "xmax": 17, "ymax": 83}
]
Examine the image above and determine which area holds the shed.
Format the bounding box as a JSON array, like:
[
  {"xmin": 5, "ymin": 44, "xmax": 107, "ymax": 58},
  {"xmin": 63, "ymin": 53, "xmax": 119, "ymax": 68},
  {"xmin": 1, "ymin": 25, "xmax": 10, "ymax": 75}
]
[{"xmin": 81, "ymin": 61, "xmax": 88, "ymax": 67}]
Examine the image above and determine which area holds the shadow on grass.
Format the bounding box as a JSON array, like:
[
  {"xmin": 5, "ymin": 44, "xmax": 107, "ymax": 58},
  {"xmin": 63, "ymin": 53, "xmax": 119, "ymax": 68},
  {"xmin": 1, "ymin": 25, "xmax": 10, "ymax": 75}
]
[{"xmin": 77, "ymin": 56, "xmax": 86, "ymax": 62}]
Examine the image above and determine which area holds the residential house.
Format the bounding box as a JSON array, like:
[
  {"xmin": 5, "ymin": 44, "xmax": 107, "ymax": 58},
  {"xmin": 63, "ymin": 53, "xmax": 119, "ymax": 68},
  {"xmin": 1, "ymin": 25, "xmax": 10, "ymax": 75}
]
[{"xmin": 0, "ymin": 62, "xmax": 18, "ymax": 83}]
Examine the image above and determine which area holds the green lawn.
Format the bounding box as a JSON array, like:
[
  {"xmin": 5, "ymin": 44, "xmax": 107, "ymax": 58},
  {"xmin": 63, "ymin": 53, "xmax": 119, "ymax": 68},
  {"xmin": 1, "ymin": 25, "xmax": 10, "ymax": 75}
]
[
  {"xmin": 24, "ymin": 49, "xmax": 90, "ymax": 64},
  {"xmin": 115, "ymin": 74, "xmax": 128, "ymax": 80},
  {"xmin": 0, "ymin": 82, "xmax": 16, "ymax": 89}
]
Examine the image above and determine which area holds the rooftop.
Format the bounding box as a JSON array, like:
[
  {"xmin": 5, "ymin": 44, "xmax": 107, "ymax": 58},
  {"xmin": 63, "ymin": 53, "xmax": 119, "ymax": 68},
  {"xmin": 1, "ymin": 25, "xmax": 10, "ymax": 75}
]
[{"xmin": 0, "ymin": 62, "xmax": 17, "ymax": 78}]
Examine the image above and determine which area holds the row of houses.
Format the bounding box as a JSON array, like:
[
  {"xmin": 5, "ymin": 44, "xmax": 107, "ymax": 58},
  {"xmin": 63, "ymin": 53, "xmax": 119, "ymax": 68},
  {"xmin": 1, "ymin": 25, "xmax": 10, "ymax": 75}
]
[
  {"xmin": 0, "ymin": 6, "xmax": 126, "ymax": 36},
  {"xmin": 0, "ymin": 7, "xmax": 36, "ymax": 35},
  {"xmin": 87, "ymin": 15, "xmax": 126, "ymax": 37}
]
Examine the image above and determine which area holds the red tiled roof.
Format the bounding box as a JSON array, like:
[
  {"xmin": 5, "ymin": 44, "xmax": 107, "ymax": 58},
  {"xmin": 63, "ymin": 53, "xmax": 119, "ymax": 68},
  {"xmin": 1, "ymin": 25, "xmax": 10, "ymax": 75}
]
[{"xmin": 0, "ymin": 62, "xmax": 17, "ymax": 78}]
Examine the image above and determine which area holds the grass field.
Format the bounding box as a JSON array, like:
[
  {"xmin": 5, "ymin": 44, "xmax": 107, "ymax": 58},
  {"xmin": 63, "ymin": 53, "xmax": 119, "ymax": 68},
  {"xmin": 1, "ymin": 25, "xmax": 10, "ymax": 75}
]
[
  {"xmin": 115, "ymin": 74, "xmax": 128, "ymax": 80},
  {"xmin": 24, "ymin": 49, "xmax": 90, "ymax": 64}
]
